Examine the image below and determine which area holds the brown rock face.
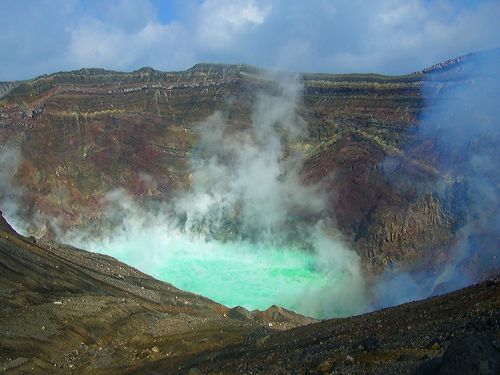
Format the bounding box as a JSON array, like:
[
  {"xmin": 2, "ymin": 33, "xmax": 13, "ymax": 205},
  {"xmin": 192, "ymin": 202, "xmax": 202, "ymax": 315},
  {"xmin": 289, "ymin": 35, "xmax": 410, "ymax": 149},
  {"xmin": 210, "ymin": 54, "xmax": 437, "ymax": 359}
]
[
  {"xmin": 0, "ymin": 51, "xmax": 498, "ymax": 276},
  {"xmin": 302, "ymin": 129, "xmax": 457, "ymax": 272}
]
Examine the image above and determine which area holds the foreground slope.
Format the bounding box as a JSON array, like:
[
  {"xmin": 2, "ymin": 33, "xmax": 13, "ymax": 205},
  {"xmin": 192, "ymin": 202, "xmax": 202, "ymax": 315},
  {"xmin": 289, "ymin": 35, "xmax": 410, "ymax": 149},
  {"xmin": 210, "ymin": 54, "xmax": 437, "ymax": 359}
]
[
  {"xmin": 0, "ymin": 213, "xmax": 313, "ymax": 374},
  {"xmin": 0, "ymin": 213, "xmax": 498, "ymax": 374},
  {"xmin": 179, "ymin": 280, "xmax": 499, "ymax": 375}
]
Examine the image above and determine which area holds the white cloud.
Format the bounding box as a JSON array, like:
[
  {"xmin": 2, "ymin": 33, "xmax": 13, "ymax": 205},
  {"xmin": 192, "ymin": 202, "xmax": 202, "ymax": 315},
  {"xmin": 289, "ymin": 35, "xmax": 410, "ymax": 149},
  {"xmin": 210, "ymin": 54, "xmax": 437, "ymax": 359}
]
[
  {"xmin": 379, "ymin": 1, "xmax": 426, "ymax": 26},
  {"xmin": 67, "ymin": 14, "xmax": 190, "ymax": 70},
  {"xmin": 0, "ymin": 0, "xmax": 499, "ymax": 79},
  {"xmin": 196, "ymin": 0, "xmax": 272, "ymax": 49}
]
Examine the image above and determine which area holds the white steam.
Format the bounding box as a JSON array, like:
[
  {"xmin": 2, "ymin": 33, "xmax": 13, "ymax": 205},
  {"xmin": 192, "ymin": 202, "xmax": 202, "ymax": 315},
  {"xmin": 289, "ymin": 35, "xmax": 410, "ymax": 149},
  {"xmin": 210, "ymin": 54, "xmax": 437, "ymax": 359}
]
[
  {"xmin": 63, "ymin": 75, "xmax": 367, "ymax": 318},
  {"xmin": 372, "ymin": 51, "xmax": 500, "ymax": 308},
  {"xmin": 175, "ymin": 78, "xmax": 323, "ymax": 241},
  {"xmin": 2, "ymin": 59, "xmax": 497, "ymax": 318},
  {"xmin": 0, "ymin": 144, "xmax": 28, "ymax": 233}
]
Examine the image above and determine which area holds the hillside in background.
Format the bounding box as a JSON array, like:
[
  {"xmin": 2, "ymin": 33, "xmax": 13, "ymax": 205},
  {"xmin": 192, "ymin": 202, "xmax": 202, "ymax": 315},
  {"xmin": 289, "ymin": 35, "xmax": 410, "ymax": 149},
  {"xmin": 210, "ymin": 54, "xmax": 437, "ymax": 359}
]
[{"xmin": 1, "ymin": 49, "xmax": 498, "ymax": 281}]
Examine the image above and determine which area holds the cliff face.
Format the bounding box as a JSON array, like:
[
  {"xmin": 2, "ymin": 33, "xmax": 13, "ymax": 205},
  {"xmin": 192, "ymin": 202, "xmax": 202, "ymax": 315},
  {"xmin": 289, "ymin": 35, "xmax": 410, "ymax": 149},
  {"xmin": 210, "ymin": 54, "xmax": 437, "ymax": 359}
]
[
  {"xmin": 303, "ymin": 49, "xmax": 500, "ymax": 275},
  {"xmin": 0, "ymin": 51, "xmax": 498, "ymax": 274},
  {"xmin": 0, "ymin": 65, "xmax": 260, "ymax": 232}
]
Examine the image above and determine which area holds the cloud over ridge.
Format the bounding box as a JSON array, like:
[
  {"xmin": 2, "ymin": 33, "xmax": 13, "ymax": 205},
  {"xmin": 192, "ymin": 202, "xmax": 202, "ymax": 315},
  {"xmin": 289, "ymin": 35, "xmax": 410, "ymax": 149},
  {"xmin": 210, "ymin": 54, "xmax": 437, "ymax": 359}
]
[{"xmin": 1, "ymin": 0, "xmax": 499, "ymax": 80}]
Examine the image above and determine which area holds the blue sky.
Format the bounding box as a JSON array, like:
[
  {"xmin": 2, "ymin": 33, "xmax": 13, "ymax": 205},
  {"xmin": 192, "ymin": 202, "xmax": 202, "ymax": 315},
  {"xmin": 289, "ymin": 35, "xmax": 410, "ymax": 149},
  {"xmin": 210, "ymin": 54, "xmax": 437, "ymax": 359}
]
[{"xmin": 0, "ymin": 0, "xmax": 499, "ymax": 80}]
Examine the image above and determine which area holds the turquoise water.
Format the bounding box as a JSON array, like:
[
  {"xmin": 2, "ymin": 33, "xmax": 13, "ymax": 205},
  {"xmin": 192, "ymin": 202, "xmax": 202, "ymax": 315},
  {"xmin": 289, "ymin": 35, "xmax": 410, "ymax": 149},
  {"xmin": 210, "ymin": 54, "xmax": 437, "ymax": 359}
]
[
  {"xmin": 152, "ymin": 242, "xmax": 330, "ymax": 315},
  {"xmin": 75, "ymin": 226, "xmax": 365, "ymax": 319}
]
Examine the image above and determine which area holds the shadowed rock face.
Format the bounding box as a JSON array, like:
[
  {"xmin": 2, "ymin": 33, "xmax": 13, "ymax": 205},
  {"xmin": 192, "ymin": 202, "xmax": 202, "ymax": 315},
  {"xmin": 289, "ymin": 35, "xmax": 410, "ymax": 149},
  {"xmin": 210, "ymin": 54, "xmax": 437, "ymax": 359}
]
[
  {"xmin": 0, "ymin": 51, "xmax": 498, "ymax": 276},
  {"xmin": 0, "ymin": 214, "xmax": 498, "ymax": 374},
  {"xmin": 415, "ymin": 334, "xmax": 500, "ymax": 375}
]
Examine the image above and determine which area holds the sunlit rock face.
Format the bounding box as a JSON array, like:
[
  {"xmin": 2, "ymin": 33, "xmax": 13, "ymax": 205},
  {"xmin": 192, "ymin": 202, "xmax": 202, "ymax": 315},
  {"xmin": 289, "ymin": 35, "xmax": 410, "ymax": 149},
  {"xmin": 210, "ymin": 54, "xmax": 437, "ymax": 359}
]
[
  {"xmin": 0, "ymin": 50, "xmax": 498, "ymax": 297},
  {"xmin": 0, "ymin": 64, "xmax": 424, "ymax": 267},
  {"xmin": 59, "ymin": 76, "xmax": 369, "ymax": 319}
]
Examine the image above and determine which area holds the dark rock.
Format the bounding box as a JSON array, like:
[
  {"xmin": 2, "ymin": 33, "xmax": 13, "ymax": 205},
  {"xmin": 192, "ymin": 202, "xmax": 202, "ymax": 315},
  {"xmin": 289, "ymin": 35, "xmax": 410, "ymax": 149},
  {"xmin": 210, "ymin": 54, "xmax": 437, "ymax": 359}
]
[
  {"xmin": 344, "ymin": 355, "xmax": 355, "ymax": 365},
  {"xmin": 438, "ymin": 334, "xmax": 500, "ymax": 375},
  {"xmin": 427, "ymin": 338, "xmax": 442, "ymax": 349},
  {"xmin": 0, "ymin": 211, "xmax": 18, "ymax": 235},
  {"xmin": 414, "ymin": 357, "xmax": 442, "ymax": 375},
  {"xmin": 361, "ymin": 335, "xmax": 380, "ymax": 351},
  {"xmin": 492, "ymin": 339, "xmax": 500, "ymax": 352},
  {"xmin": 244, "ymin": 326, "xmax": 272, "ymax": 345},
  {"xmin": 398, "ymin": 353, "xmax": 413, "ymax": 361},
  {"xmin": 316, "ymin": 359, "xmax": 333, "ymax": 373},
  {"xmin": 415, "ymin": 335, "xmax": 500, "ymax": 375}
]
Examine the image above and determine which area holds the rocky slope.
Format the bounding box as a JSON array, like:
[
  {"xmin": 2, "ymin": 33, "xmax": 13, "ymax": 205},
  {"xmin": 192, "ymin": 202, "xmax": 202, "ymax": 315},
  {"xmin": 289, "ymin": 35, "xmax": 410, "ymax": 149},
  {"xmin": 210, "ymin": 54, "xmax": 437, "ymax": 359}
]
[
  {"xmin": 0, "ymin": 50, "xmax": 498, "ymax": 277},
  {"xmin": 0, "ymin": 213, "xmax": 498, "ymax": 374},
  {"xmin": 160, "ymin": 278, "xmax": 500, "ymax": 375},
  {"xmin": 0, "ymin": 212, "xmax": 314, "ymax": 374}
]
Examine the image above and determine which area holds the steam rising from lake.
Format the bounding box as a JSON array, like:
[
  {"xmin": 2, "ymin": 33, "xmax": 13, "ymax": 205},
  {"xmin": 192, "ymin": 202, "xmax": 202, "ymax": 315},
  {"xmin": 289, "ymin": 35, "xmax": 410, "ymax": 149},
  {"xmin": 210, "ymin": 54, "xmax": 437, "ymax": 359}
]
[
  {"xmin": 64, "ymin": 74, "xmax": 367, "ymax": 318},
  {"xmin": 2, "ymin": 57, "xmax": 497, "ymax": 318}
]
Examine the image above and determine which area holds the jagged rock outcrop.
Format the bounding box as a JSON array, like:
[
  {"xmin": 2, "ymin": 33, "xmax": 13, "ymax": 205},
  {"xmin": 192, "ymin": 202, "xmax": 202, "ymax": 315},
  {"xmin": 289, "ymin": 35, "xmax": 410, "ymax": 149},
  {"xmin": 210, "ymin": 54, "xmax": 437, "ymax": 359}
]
[{"xmin": 416, "ymin": 48, "xmax": 500, "ymax": 76}]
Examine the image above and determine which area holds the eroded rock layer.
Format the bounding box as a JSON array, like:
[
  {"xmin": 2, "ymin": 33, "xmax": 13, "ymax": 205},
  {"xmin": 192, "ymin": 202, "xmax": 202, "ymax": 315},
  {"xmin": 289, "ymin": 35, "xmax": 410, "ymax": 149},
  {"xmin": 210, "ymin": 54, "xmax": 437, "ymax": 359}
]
[{"xmin": 0, "ymin": 51, "xmax": 499, "ymax": 275}]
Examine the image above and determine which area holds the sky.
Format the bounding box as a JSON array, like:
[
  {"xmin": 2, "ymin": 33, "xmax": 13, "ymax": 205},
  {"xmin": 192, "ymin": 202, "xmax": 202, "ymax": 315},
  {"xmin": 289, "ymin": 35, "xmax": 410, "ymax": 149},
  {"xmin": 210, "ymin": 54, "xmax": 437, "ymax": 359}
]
[{"xmin": 0, "ymin": 0, "xmax": 499, "ymax": 80}]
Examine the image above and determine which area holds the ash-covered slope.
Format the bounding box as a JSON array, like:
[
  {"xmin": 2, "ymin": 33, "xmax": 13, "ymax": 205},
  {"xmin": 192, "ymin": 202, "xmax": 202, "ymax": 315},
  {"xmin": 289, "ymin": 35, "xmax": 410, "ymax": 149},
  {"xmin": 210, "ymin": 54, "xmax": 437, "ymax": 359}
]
[
  {"xmin": 166, "ymin": 278, "xmax": 499, "ymax": 375},
  {"xmin": 0, "ymin": 213, "xmax": 314, "ymax": 374},
  {"xmin": 0, "ymin": 213, "xmax": 498, "ymax": 375}
]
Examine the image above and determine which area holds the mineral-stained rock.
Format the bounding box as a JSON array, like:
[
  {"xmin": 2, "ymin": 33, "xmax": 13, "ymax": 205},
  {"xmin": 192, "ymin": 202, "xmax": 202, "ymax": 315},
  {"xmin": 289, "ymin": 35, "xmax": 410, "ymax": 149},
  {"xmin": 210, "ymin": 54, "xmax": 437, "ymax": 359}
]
[{"xmin": 0, "ymin": 51, "xmax": 499, "ymax": 276}]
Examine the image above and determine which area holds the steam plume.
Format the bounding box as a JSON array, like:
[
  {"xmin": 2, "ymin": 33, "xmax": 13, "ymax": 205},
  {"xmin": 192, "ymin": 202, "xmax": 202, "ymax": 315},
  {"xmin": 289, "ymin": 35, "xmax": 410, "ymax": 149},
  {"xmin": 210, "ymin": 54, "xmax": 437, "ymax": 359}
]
[
  {"xmin": 63, "ymin": 74, "xmax": 367, "ymax": 318},
  {"xmin": 373, "ymin": 51, "xmax": 500, "ymax": 307},
  {"xmin": 0, "ymin": 144, "xmax": 28, "ymax": 233},
  {"xmin": 3, "ymin": 58, "xmax": 496, "ymax": 318}
]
